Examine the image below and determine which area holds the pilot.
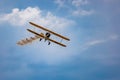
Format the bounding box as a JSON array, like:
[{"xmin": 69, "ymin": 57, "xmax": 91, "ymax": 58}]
[{"xmin": 45, "ymin": 32, "xmax": 51, "ymax": 38}]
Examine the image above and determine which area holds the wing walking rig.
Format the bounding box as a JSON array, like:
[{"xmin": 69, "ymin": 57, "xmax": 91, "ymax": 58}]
[{"xmin": 17, "ymin": 22, "xmax": 70, "ymax": 47}]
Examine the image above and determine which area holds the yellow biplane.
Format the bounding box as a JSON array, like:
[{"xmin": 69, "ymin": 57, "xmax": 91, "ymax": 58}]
[{"xmin": 17, "ymin": 22, "xmax": 70, "ymax": 47}]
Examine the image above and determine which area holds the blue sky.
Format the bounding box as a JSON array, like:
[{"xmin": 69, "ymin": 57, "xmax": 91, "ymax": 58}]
[{"xmin": 0, "ymin": 0, "xmax": 120, "ymax": 80}]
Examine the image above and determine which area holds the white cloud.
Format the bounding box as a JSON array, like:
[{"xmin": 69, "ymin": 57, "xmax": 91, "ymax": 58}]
[
  {"xmin": 54, "ymin": 0, "xmax": 65, "ymax": 7},
  {"xmin": 72, "ymin": 9, "xmax": 94, "ymax": 16},
  {"xmin": 86, "ymin": 40, "xmax": 105, "ymax": 46},
  {"xmin": 71, "ymin": 0, "xmax": 94, "ymax": 17},
  {"xmin": 103, "ymin": 0, "xmax": 116, "ymax": 3},
  {"xmin": 80, "ymin": 34, "xmax": 119, "ymax": 50},
  {"xmin": 0, "ymin": 7, "xmax": 41, "ymax": 26},
  {"xmin": 72, "ymin": 0, "xmax": 88, "ymax": 7},
  {"xmin": 109, "ymin": 34, "xmax": 119, "ymax": 40},
  {"xmin": 35, "ymin": 11, "xmax": 75, "ymax": 30},
  {"xmin": 54, "ymin": 0, "xmax": 94, "ymax": 17},
  {"xmin": 81, "ymin": 39, "xmax": 105, "ymax": 50},
  {"xmin": 0, "ymin": 7, "xmax": 75, "ymax": 29}
]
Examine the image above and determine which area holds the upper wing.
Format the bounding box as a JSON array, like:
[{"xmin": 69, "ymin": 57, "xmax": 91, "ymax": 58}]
[
  {"xmin": 17, "ymin": 35, "xmax": 40, "ymax": 46},
  {"xmin": 27, "ymin": 29, "xmax": 66, "ymax": 47},
  {"xmin": 29, "ymin": 22, "xmax": 70, "ymax": 41}
]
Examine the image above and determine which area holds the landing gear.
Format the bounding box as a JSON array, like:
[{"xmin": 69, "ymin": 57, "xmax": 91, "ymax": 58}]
[
  {"xmin": 39, "ymin": 38, "xmax": 42, "ymax": 41},
  {"xmin": 39, "ymin": 32, "xmax": 51, "ymax": 46},
  {"xmin": 48, "ymin": 41, "xmax": 51, "ymax": 45}
]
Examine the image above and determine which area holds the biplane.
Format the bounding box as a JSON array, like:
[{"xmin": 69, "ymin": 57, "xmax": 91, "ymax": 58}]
[{"xmin": 17, "ymin": 22, "xmax": 70, "ymax": 47}]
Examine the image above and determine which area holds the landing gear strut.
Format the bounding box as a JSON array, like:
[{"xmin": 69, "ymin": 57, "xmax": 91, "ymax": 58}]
[
  {"xmin": 48, "ymin": 41, "xmax": 50, "ymax": 45},
  {"xmin": 39, "ymin": 38, "xmax": 42, "ymax": 41}
]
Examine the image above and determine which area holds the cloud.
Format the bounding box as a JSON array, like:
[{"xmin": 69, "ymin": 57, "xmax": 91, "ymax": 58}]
[
  {"xmin": 72, "ymin": 9, "xmax": 94, "ymax": 16},
  {"xmin": 84, "ymin": 39, "xmax": 105, "ymax": 48},
  {"xmin": 0, "ymin": 7, "xmax": 75, "ymax": 29},
  {"xmin": 54, "ymin": 0, "xmax": 94, "ymax": 17},
  {"xmin": 72, "ymin": 0, "xmax": 94, "ymax": 17},
  {"xmin": 54, "ymin": 0, "xmax": 89, "ymax": 9},
  {"xmin": 54, "ymin": 0, "xmax": 66, "ymax": 7},
  {"xmin": 103, "ymin": 0, "xmax": 119, "ymax": 3},
  {"xmin": 72, "ymin": 0, "xmax": 88, "ymax": 7},
  {"xmin": 80, "ymin": 39, "xmax": 105, "ymax": 51},
  {"xmin": 80, "ymin": 34, "xmax": 119, "ymax": 51},
  {"xmin": 86, "ymin": 40, "xmax": 105, "ymax": 46},
  {"xmin": 81, "ymin": 34, "xmax": 120, "ymax": 66},
  {"xmin": 109, "ymin": 34, "xmax": 119, "ymax": 40},
  {"xmin": 0, "ymin": 7, "xmax": 40, "ymax": 26}
]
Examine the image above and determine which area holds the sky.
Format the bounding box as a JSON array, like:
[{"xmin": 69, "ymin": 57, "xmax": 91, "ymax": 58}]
[{"xmin": 0, "ymin": 0, "xmax": 120, "ymax": 80}]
